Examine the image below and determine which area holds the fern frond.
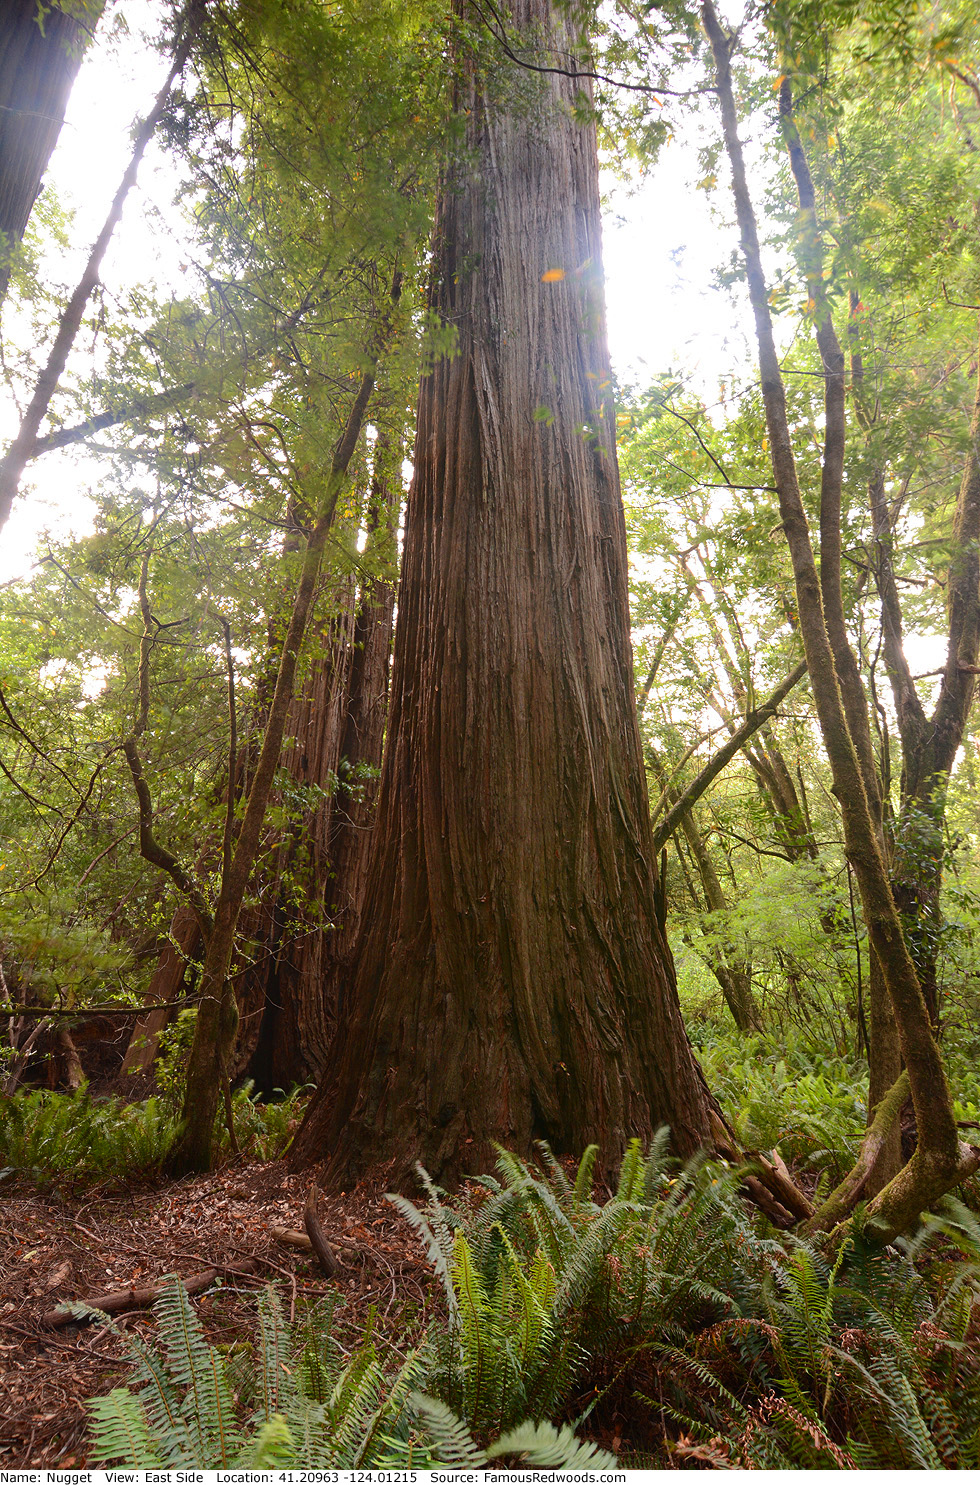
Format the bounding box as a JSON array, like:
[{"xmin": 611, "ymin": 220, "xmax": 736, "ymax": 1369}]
[
  {"xmin": 328, "ymin": 1356, "xmax": 385, "ymax": 1466},
  {"xmin": 554, "ymin": 1199, "xmax": 632, "ymax": 1314},
  {"xmin": 534, "ymin": 1141, "xmax": 573, "ymax": 1198},
  {"xmin": 386, "ymin": 1192, "xmax": 459, "ymax": 1320},
  {"xmin": 572, "ymin": 1145, "xmax": 599, "ymax": 1209},
  {"xmin": 152, "ymin": 1276, "xmax": 240, "ymax": 1466},
  {"xmin": 408, "ymin": 1393, "xmax": 486, "ymax": 1466},
  {"xmin": 354, "ymin": 1350, "xmax": 429, "ymax": 1467},
  {"xmin": 87, "ymin": 1389, "xmax": 162, "ymax": 1467},
  {"xmin": 487, "ymin": 1418, "xmax": 616, "ymax": 1469},
  {"xmin": 254, "ymin": 1286, "xmax": 293, "ymax": 1420},
  {"xmin": 638, "ymin": 1126, "xmax": 674, "ymax": 1203},
  {"xmin": 615, "ymin": 1138, "xmax": 643, "ymax": 1201},
  {"xmin": 235, "ymin": 1414, "xmax": 295, "ymax": 1467}
]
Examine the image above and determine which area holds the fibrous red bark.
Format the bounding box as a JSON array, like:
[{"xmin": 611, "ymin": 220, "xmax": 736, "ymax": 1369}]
[
  {"xmin": 236, "ymin": 457, "xmax": 399, "ymax": 1091},
  {"xmin": 292, "ymin": 0, "xmax": 718, "ymax": 1187}
]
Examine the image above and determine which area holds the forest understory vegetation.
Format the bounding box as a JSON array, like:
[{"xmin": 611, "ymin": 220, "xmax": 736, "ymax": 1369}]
[
  {"xmin": 4, "ymin": 999, "xmax": 980, "ymax": 1466},
  {"xmin": 5, "ymin": 0, "xmax": 980, "ymax": 1467}
]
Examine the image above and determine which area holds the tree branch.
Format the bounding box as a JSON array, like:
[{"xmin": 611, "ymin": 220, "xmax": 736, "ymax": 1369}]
[
  {"xmin": 0, "ymin": 0, "xmax": 207, "ymax": 534},
  {"xmin": 652, "ymin": 659, "xmax": 807, "ymax": 851},
  {"xmin": 30, "ymin": 382, "xmax": 197, "ymax": 457}
]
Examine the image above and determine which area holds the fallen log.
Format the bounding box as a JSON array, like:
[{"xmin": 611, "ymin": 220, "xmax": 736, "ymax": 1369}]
[{"xmin": 41, "ymin": 1257, "xmax": 261, "ymax": 1329}]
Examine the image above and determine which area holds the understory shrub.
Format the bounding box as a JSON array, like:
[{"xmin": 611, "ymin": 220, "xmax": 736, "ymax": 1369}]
[
  {"xmin": 0, "ymin": 1086, "xmax": 176, "ymax": 1183},
  {"xmin": 84, "ymin": 1278, "xmax": 614, "ymax": 1469},
  {"xmin": 697, "ymin": 1027, "xmax": 868, "ymax": 1184}
]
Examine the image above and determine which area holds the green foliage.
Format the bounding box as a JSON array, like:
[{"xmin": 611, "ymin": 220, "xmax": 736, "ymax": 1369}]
[
  {"xmin": 0, "ymin": 895, "xmax": 135, "ymax": 1010},
  {"xmin": 391, "ymin": 1139, "xmax": 781, "ymax": 1436},
  {"xmin": 155, "ymin": 1009, "xmax": 200, "ymax": 1111},
  {"xmin": 84, "ymin": 1142, "xmax": 980, "ymax": 1468},
  {"xmin": 85, "ymin": 1280, "xmax": 419, "ymax": 1468},
  {"xmin": 0, "ymin": 1080, "xmax": 306, "ymax": 1186},
  {"xmin": 666, "ymin": 1210, "xmax": 980, "ymax": 1468},
  {"xmin": 407, "ymin": 1398, "xmax": 617, "ymax": 1470},
  {"xmin": 221, "ymin": 1081, "xmax": 311, "ymax": 1163},
  {"xmin": 84, "ymin": 1277, "xmax": 608, "ymax": 1469},
  {"xmin": 0, "ymin": 1085, "xmax": 176, "ymax": 1184},
  {"xmin": 698, "ymin": 1027, "xmax": 868, "ymax": 1182}
]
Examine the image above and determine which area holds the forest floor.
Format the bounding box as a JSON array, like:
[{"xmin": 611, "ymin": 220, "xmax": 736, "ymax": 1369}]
[{"xmin": 0, "ymin": 1159, "xmax": 437, "ymax": 1469}]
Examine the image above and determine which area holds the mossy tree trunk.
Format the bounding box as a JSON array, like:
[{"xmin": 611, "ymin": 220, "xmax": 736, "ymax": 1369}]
[{"xmin": 704, "ymin": 0, "xmax": 979, "ymax": 1241}]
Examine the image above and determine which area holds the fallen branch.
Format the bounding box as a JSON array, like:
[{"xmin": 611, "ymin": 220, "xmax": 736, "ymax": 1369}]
[
  {"xmin": 303, "ymin": 1182, "xmax": 340, "ymax": 1278},
  {"xmin": 707, "ymin": 1110, "xmax": 813, "ymax": 1226},
  {"xmin": 271, "ymin": 1225, "xmax": 314, "ymax": 1251},
  {"xmin": 751, "ymin": 1148, "xmax": 816, "ymax": 1222},
  {"xmin": 41, "ymin": 1257, "xmax": 260, "ymax": 1329},
  {"xmin": 742, "ymin": 1174, "xmax": 795, "ymax": 1229}
]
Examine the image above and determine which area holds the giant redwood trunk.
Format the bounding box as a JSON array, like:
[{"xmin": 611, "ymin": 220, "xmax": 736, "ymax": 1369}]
[
  {"xmin": 315, "ymin": 453, "xmax": 399, "ymax": 1034},
  {"xmin": 0, "ymin": 1, "xmax": 102, "ymax": 304},
  {"xmin": 291, "ymin": 0, "xmax": 718, "ymax": 1186}
]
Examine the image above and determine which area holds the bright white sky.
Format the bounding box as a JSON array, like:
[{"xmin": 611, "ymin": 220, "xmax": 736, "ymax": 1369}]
[{"xmin": 0, "ymin": 0, "xmax": 754, "ymax": 585}]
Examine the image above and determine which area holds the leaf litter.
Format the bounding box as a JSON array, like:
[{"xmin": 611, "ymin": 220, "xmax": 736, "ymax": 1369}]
[{"xmin": 0, "ymin": 1158, "xmax": 437, "ymax": 1468}]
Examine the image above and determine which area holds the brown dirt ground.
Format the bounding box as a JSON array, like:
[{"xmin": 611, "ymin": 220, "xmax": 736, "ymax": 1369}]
[{"xmin": 0, "ymin": 1159, "xmax": 438, "ymax": 1469}]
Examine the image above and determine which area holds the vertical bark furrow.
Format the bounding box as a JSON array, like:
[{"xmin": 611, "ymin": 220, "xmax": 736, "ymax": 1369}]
[{"xmin": 293, "ymin": 0, "xmax": 717, "ymax": 1185}]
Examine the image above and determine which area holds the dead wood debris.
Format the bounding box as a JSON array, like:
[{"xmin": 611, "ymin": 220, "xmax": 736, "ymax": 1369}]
[
  {"xmin": 303, "ymin": 1181, "xmax": 339, "ymax": 1278},
  {"xmin": 0, "ymin": 1159, "xmax": 437, "ymax": 1469},
  {"xmin": 40, "ymin": 1257, "xmax": 263, "ymax": 1329}
]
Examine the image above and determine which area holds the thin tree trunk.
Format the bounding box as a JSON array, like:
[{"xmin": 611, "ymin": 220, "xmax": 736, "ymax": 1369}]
[
  {"xmin": 703, "ymin": 0, "xmax": 979, "ymax": 1240},
  {"xmin": 780, "ymin": 81, "xmax": 905, "ymax": 1183},
  {"xmin": 120, "ymin": 902, "xmax": 201, "ymax": 1076},
  {"xmin": 651, "ymin": 660, "xmax": 806, "ymax": 852},
  {"xmin": 865, "ymin": 951, "xmax": 903, "ymax": 1191},
  {"xmin": 237, "ymin": 441, "xmax": 400, "ymax": 1091},
  {"xmin": 677, "ymin": 809, "xmax": 762, "ymax": 1032},
  {"xmin": 886, "ymin": 349, "xmax": 980, "ymax": 1024},
  {"xmin": 236, "ymin": 587, "xmax": 358, "ymax": 1090},
  {"xmin": 292, "ymin": 0, "xmax": 719, "ymax": 1188},
  {"xmin": 167, "ymin": 329, "xmax": 392, "ymax": 1175}
]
